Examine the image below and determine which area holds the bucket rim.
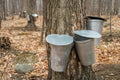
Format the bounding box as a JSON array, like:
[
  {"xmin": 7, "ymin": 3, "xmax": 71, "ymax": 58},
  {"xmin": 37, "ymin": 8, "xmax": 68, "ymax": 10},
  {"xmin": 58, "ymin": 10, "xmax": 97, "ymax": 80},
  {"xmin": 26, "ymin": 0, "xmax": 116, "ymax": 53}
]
[
  {"xmin": 75, "ymin": 39, "xmax": 92, "ymax": 43},
  {"xmin": 85, "ymin": 16, "xmax": 106, "ymax": 21},
  {"xmin": 32, "ymin": 13, "xmax": 38, "ymax": 17},
  {"xmin": 86, "ymin": 19, "xmax": 105, "ymax": 22},
  {"xmin": 73, "ymin": 30, "xmax": 101, "ymax": 39},
  {"xmin": 46, "ymin": 34, "xmax": 73, "ymax": 46}
]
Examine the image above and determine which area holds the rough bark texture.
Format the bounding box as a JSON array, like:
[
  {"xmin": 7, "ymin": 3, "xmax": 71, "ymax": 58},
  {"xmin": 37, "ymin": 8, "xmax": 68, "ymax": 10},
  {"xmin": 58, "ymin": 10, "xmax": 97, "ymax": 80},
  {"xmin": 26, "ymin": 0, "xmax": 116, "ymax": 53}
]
[
  {"xmin": 80, "ymin": 65, "xmax": 96, "ymax": 80},
  {"xmin": 25, "ymin": 0, "xmax": 37, "ymax": 30},
  {"xmin": 43, "ymin": 0, "xmax": 97, "ymax": 80}
]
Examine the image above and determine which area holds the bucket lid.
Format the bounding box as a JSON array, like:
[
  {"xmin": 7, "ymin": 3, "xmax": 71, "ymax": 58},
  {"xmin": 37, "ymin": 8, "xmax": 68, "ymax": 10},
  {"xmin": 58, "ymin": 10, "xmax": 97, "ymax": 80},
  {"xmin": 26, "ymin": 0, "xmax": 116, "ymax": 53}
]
[
  {"xmin": 46, "ymin": 34, "xmax": 73, "ymax": 46},
  {"xmin": 32, "ymin": 13, "xmax": 38, "ymax": 17},
  {"xmin": 85, "ymin": 16, "xmax": 106, "ymax": 21},
  {"xmin": 73, "ymin": 30, "xmax": 101, "ymax": 38}
]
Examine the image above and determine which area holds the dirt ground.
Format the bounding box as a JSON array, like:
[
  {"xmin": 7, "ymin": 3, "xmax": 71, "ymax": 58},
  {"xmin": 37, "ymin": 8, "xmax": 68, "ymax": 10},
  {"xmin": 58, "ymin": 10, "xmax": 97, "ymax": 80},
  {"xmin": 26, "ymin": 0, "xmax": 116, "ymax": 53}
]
[{"xmin": 0, "ymin": 15, "xmax": 120, "ymax": 80}]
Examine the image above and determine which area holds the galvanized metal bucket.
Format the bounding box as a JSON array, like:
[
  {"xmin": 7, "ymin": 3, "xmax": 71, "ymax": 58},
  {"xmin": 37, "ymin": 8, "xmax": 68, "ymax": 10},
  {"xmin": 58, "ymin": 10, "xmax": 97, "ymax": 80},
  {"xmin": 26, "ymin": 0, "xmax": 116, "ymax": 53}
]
[
  {"xmin": 85, "ymin": 16, "xmax": 106, "ymax": 45},
  {"xmin": 73, "ymin": 30, "xmax": 101, "ymax": 66},
  {"xmin": 32, "ymin": 13, "xmax": 38, "ymax": 21},
  {"xmin": 74, "ymin": 35, "xmax": 95, "ymax": 66},
  {"xmin": 46, "ymin": 34, "xmax": 73, "ymax": 72}
]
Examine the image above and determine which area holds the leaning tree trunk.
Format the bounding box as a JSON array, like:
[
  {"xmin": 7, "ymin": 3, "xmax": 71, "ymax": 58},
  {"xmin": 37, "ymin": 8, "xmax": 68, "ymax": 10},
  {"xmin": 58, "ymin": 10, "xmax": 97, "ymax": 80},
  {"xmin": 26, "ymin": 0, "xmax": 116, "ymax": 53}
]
[
  {"xmin": 43, "ymin": 0, "xmax": 97, "ymax": 80},
  {"xmin": 25, "ymin": 0, "xmax": 37, "ymax": 30}
]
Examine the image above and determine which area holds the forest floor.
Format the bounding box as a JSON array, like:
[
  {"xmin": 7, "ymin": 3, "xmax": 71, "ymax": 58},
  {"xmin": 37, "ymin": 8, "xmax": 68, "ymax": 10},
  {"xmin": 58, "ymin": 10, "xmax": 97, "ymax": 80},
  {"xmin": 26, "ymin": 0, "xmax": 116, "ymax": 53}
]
[{"xmin": 0, "ymin": 15, "xmax": 120, "ymax": 80}]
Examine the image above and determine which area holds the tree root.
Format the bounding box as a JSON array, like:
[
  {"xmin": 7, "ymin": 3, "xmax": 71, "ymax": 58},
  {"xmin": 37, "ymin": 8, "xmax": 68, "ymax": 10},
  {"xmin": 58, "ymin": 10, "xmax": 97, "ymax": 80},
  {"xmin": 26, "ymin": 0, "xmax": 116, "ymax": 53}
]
[{"xmin": 80, "ymin": 65, "xmax": 97, "ymax": 80}]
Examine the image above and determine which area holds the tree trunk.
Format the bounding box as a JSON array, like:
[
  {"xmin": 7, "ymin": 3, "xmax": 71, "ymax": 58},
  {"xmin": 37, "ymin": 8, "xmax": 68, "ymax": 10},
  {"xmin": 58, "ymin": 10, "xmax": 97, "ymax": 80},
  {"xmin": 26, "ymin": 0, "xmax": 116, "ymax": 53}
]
[
  {"xmin": 43, "ymin": 0, "xmax": 97, "ymax": 80},
  {"xmin": 80, "ymin": 65, "xmax": 96, "ymax": 80},
  {"xmin": 0, "ymin": 16, "xmax": 1, "ymax": 29},
  {"xmin": 25, "ymin": 0, "xmax": 37, "ymax": 30},
  {"xmin": 0, "ymin": 0, "xmax": 2, "ymax": 29},
  {"xmin": 25, "ymin": 14, "xmax": 37, "ymax": 30},
  {"xmin": 2, "ymin": 0, "xmax": 6, "ymax": 20}
]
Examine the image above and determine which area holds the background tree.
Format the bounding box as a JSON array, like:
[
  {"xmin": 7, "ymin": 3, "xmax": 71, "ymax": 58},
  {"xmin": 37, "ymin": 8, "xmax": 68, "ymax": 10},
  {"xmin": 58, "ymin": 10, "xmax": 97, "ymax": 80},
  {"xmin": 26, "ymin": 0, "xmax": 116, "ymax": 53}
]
[
  {"xmin": 0, "ymin": 0, "xmax": 3, "ymax": 29},
  {"xmin": 0, "ymin": 16, "xmax": 1, "ymax": 29},
  {"xmin": 2, "ymin": 0, "xmax": 6, "ymax": 20},
  {"xmin": 1, "ymin": 0, "xmax": 120, "ymax": 19},
  {"xmin": 25, "ymin": 0, "xmax": 37, "ymax": 30}
]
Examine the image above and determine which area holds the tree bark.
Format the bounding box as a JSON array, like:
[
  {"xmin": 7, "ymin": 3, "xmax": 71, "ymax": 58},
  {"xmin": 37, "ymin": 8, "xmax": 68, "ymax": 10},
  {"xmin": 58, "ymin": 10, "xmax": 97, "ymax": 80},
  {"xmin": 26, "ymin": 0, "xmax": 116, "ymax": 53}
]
[
  {"xmin": 80, "ymin": 65, "xmax": 96, "ymax": 80},
  {"xmin": 0, "ymin": 16, "xmax": 1, "ymax": 29},
  {"xmin": 0, "ymin": 0, "xmax": 2, "ymax": 29},
  {"xmin": 2, "ymin": 0, "xmax": 6, "ymax": 20}
]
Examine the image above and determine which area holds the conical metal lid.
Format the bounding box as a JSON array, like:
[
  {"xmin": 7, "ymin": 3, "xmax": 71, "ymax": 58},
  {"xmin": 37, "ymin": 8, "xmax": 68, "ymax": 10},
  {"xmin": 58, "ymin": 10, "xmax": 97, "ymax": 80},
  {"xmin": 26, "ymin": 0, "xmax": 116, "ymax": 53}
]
[
  {"xmin": 46, "ymin": 34, "xmax": 73, "ymax": 46},
  {"xmin": 73, "ymin": 30, "xmax": 101, "ymax": 38}
]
